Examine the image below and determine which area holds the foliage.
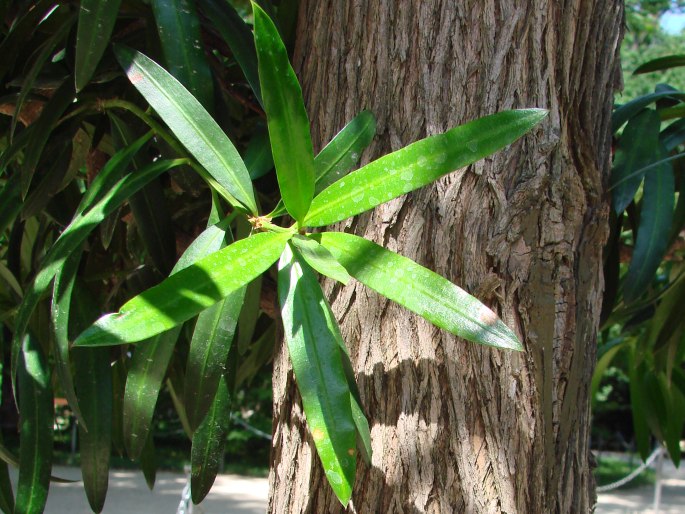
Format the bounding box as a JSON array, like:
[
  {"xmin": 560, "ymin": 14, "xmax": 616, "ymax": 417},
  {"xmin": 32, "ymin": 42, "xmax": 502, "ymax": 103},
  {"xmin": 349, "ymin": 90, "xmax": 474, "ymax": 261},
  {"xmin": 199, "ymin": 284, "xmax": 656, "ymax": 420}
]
[
  {"xmin": 0, "ymin": 1, "xmax": 544, "ymax": 511},
  {"xmin": 598, "ymin": 51, "xmax": 685, "ymax": 466}
]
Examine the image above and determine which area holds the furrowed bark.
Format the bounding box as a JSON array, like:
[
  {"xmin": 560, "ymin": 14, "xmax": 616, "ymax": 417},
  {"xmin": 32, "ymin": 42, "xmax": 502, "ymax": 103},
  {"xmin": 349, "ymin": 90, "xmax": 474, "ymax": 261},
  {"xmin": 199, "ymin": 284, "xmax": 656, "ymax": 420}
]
[{"xmin": 269, "ymin": 1, "xmax": 623, "ymax": 512}]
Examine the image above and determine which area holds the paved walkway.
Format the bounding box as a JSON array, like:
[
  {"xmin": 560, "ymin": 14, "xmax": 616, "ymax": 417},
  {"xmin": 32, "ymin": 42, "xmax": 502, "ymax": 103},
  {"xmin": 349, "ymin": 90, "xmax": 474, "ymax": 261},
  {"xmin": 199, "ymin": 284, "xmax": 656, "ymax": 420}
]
[
  {"xmin": 9, "ymin": 466, "xmax": 269, "ymax": 514},
  {"xmin": 596, "ymin": 456, "xmax": 685, "ymax": 514},
  {"xmin": 8, "ymin": 457, "xmax": 685, "ymax": 513}
]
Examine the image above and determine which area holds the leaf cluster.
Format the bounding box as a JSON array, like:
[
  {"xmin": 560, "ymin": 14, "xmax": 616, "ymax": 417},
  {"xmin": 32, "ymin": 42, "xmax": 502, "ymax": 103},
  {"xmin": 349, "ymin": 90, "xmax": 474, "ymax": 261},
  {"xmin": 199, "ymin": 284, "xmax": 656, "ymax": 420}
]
[{"xmin": 0, "ymin": 1, "xmax": 545, "ymax": 510}]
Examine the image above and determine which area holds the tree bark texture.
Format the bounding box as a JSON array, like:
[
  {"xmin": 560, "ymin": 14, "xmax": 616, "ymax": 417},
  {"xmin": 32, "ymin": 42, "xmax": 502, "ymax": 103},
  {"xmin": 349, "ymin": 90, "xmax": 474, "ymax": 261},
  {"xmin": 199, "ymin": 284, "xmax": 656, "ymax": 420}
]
[{"xmin": 269, "ymin": 1, "xmax": 623, "ymax": 513}]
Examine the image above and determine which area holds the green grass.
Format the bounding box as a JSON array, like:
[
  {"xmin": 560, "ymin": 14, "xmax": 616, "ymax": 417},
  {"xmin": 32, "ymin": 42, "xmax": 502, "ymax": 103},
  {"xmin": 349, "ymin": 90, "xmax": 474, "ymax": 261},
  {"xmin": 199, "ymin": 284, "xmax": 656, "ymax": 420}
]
[{"xmin": 595, "ymin": 455, "xmax": 655, "ymax": 489}]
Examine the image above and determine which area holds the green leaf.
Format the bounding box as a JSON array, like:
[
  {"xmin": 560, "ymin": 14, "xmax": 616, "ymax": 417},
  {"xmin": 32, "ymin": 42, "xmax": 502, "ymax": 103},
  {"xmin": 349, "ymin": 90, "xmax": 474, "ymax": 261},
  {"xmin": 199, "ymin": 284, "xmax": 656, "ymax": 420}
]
[
  {"xmin": 190, "ymin": 372, "xmax": 233, "ymax": 503},
  {"xmin": 314, "ymin": 110, "xmax": 377, "ymax": 193},
  {"xmin": 634, "ymin": 54, "xmax": 685, "ymax": 74},
  {"xmin": 139, "ymin": 432, "xmax": 157, "ymax": 490},
  {"xmin": 317, "ymin": 232, "xmax": 522, "ymax": 350},
  {"xmin": 16, "ymin": 333, "xmax": 53, "ymax": 514},
  {"xmin": 236, "ymin": 275, "xmax": 263, "ymax": 354},
  {"xmin": 610, "ymin": 109, "xmax": 662, "ymax": 214},
  {"xmin": 123, "ymin": 218, "xmax": 233, "ymax": 458},
  {"xmin": 629, "ymin": 363, "xmax": 652, "ymax": 461},
  {"xmin": 244, "ymin": 123, "xmax": 273, "ymax": 180},
  {"xmin": 291, "ymin": 235, "xmax": 351, "ymax": 285},
  {"xmin": 20, "ymin": 79, "xmax": 76, "ymax": 196},
  {"xmin": 51, "ymin": 248, "xmax": 86, "ymax": 428},
  {"xmin": 151, "ymin": 0, "xmax": 214, "ymax": 109},
  {"xmin": 114, "ymin": 45, "xmax": 257, "ymax": 214},
  {"xmin": 661, "ymin": 118, "xmax": 685, "ymax": 152},
  {"xmin": 12, "ymin": 158, "xmax": 184, "ymax": 383},
  {"xmin": 0, "ymin": 173, "xmax": 22, "ymax": 236},
  {"xmin": 0, "ymin": 433, "xmax": 14, "ymax": 514},
  {"xmin": 70, "ymin": 283, "xmax": 112, "ymax": 514},
  {"xmin": 612, "ymin": 91, "xmax": 685, "ymax": 132},
  {"xmin": 124, "ymin": 328, "xmax": 182, "ymax": 460},
  {"xmin": 623, "ymin": 147, "xmax": 674, "ymax": 303},
  {"xmin": 304, "ymin": 109, "xmax": 547, "ymax": 227},
  {"xmin": 185, "ymin": 287, "xmax": 244, "ymax": 431},
  {"xmin": 198, "ymin": 0, "xmax": 262, "ymax": 106},
  {"xmin": 73, "ymin": 344, "xmax": 112, "ymax": 513},
  {"xmin": 74, "ymin": 231, "xmax": 291, "ymax": 346},
  {"xmin": 253, "ymin": 2, "xmax": 315, "ymax": 223},
  {"xmin": 75, "ymin": 0, "xmax": 123, "ymax": 91},
  {"xmin": 278, "ymin": 243, "xmax": 356, "ymax": 506}
]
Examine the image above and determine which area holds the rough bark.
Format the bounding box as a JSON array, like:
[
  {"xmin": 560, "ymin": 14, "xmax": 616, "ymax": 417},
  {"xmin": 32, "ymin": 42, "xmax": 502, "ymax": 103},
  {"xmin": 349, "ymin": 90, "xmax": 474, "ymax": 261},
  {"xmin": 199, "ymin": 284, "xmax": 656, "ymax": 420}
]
[{"xmin": 269, "ymin": 1, "xmax": 623, "ymax": 513}]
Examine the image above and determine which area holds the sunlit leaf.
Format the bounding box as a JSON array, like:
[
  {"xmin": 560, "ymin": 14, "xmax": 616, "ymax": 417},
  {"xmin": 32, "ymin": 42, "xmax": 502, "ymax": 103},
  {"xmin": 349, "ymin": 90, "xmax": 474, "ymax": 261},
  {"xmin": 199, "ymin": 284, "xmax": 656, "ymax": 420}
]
[
  {"xmin": 114, "ymin": 45, "xmax": 257, "ymax": 213},
  {"xmin": 74, "ymin": 231, "xmax": 291, "ymax": 346},
  {"xmin": 253, "ymin": 3, "xmax": 315, "ymax": 223},
  {"xmin": 304, "ymin": 109, "xmax": 547, "ymax": 227},
  {"xmin": 317, "ymin": 232, "xmax": 522, "ymax": 350},
  {"xmin": 291, "ymin": 235, "xmax": 351, "ymax": 285},
  {"xmin": 278, "ymin": 243, "xmax": 356, "ymax": 506}
]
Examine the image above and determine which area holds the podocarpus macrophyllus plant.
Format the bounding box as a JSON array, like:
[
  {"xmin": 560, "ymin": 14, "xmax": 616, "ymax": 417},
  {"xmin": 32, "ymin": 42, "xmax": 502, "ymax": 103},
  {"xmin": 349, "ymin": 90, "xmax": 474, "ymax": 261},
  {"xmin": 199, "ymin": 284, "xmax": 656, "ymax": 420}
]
[{"xmin": 5, "ymin": 1, "xmax": 546, "ymax": 510}]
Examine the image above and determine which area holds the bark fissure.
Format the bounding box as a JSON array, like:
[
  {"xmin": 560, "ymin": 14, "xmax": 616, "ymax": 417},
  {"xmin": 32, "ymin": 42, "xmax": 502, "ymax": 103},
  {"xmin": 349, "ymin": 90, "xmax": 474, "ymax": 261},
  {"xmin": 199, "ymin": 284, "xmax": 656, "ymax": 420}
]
[{"xmin": 269, "ymin": 1, "xmax": 623, "ymax": 512}]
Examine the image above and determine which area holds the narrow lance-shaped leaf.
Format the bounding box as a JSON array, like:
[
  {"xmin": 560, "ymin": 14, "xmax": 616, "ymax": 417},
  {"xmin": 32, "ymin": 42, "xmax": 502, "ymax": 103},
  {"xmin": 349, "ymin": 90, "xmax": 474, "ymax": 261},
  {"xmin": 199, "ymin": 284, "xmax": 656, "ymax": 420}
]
[
  {"xmin": 151, "ymin": 0, "xmax": 214, "ymax": 109},
  {"xmin": 198, "ymin": 0, "xmax": 262, "ymax": 106},
  {"xmin": 139, "ymin": 432, "xmax": 157, "ymax": 490},
  {"xmin": 124, "ymin": 218, "xmax": 233, "ymax": 459},
  {"xmin": 622, "ymin": 147, "xmax": 674, "ymax": 303},
  {"xmin": 185, "ymin": 219, "xmax": 243, "ymax": 431},
  {"xmin": 0, "ymin": 432, "xmax": 14, "ymax": 514},
  {"xmin": 75, "ymin": 0, "xmax": 123, "ymax": 91},
  {"xmin": 304, "ymin": 109, "xmax": 547, "ymax": 227},
  {"xmin": 71, "ymin": 284, "xmax": 113, "ymax": 514},
  {"xmin": 278, "ymin": 243, "xmax": 356, "ymax": 506},
  {"xmin": 317, "ymin": 232, "xmax": 522, "ymax": 351},
  {"xmin": 611, "ymin": 109, "xmax": 662, "ymax": 214},
  {"xmin": 634, "ymin": 54, "xmax": 685, "ymax": 74},
  {"xmin": 269, "ymin": 110, "xmax": 377, "ymax": 218},
  {"xmin": 114, "ymin": 45, "xmax": 257, "ymax": 214},
  {"xmin": 612, "ymin": 91, "xmax": 685, "ymax": 132},
  {"xmin": 253, "ymin": 2, "xmax": 315, "ymax": 223},
  {"xmin": 291, "ymin": 234, "xmax": 351, "ymax": 285},
  {"xmin": 16, "ymin": 333, "xmax": 53, "ymax": 514},
  {"xmin": 11, "ymin": 158, "xmax": 184, "ymax": 384},
  {"xmin": 190, "ymin": 364, "xmax": 234, "ymax": 503},
  {"xmin": 51, "ymin": 247, "xmax": 86, "ymax": 428},
  {"xmin": 74, "ymin": 230, "xmax": 292, "ymax": 346}
]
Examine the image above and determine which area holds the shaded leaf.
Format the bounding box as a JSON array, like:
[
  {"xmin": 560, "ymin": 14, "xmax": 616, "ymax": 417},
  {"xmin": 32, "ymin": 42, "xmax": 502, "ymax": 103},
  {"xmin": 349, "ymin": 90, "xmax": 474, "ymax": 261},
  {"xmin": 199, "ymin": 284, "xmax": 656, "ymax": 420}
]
[
  {"xmin": 304, "ymin": 109, "xmax": 547, "ymax": 227},
  {"xmin": 114, "ymin": 45, "xmax": 257, "ymax": 214},
  {"xmin": 613, "ymin": 91, "xmax": 685, "ymax": 132},
  {"xmin": 623, "ymin": 147, "xmax": 674, "ymax": 303},
  {"xmin": 0, "ymin": 434, "xmax": 14, "ymax": 513},
  {"xmin": 278, "ymin": 243, "xmax": 356, "ymax": 506},
  {"xmin": 74, "ymin": 231, "xmax": 291, "ymax": 346},
  {"xmin": 16, "ymin": 333, "xmax": 53, "ymax": 514},
  {"xmin": 253, "ymin": 3, "xmax": 315, "ymax": 223},
  {"xmin": 75, "ymin": 0, "xmax": 122, "ymax": 91},
  {"xmin": 190, "ymin": 372, "xmax": 233, "ymax": 503},
  {"xmin": 611, "ymin": 109, "xmax": 662, "ymax": 214},
  {"xmin": 634, "ymin": 54, "xmax": 685, "ymax": 74},
  {"xmin": 317, "ymin": 232, "xmax": 521, "ymax": 350},
  {"xmin": 244, "ymin": 123, "xmax": 273, "ymax": 180},
  {"xmin": 151, "ymin": 0, "xmax": 214, "ymax": 109},
  {"xmin": 139, "ymin": 433, "xmax": 157, "ymax": 490},
  {"xmin": 198, "ymin": 0, "xmax": 262, "ymax": 106}
]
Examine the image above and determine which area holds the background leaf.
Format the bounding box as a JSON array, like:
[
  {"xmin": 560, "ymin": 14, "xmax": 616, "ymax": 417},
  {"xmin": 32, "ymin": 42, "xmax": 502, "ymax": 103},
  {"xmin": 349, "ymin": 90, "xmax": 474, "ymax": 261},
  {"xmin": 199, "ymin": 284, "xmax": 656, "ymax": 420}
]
[
  {"xmin": 16, "ymin": 333, "xmax": 53, "ymax": 514},
  {"xmin": 634, "ymin": 54, "xmax": 685, "ymax": 74},
  {"xmin": 304, "ymin": 109, "xmax": 547, "ymax": 227},
  {"xmin": 151, "ymin": 0, "xmax": 214, "ymax": 109},
  {"xmin": 317, "ymin": 232, "xmax": 522, "ymax": 350},
  {"xmin": 75, "ymin": 0, "xmax": 123, "ymax": 91}
]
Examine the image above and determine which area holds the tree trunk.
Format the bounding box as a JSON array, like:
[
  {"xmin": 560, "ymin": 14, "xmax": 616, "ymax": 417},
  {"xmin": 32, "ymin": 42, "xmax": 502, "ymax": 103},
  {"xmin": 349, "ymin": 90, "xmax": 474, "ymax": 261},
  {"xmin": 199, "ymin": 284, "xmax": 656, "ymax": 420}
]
[{"xmin": 269, "ymin": 1, "xmax": 623, "ymax": 513}]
